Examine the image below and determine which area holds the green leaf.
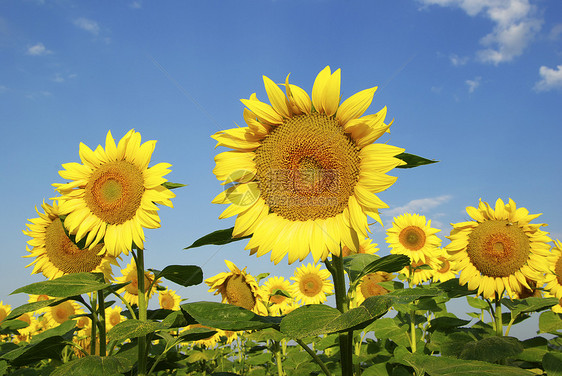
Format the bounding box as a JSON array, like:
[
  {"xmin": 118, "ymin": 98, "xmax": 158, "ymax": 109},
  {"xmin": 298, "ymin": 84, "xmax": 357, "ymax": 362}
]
[
  {"xmin": 369, "ymin": 318, "xmax": 411, "ymax": 348},
  {"xmin": 387, "ymin": 286, "xmax": 442, "ymax": 305},
  {"xmin": 107, "ymin": 319, "xmax": 167, "ymax": 342},
  {"xmin": 502, "ymin": 297, "xmax": 558, "ymax": 318},
  {"xmin": 151, "ymin": 265, "xmax": 203, "ymax": 287},
  {"xmin": 50, "ymin": 354, "xmax": 135, "ymax": 376},
  {"xmin": 428, "ymin": 317, "xmax": 471, "ymax": 332},
  {"xmin": 539, "ymin": 311, "xmax": 562, "ymax": 334},
  {"xmin": 344, "ymin": 254, "xmax": 410, "ymax": 287},
  {"xmin": 459, "ymin": 336, "xmax": 524, "ymax": 362},
  {"xmin": 543, "ymin": 352, "xmax": 562, "ymax": 376},
  {"xmin": 185, "ymin": 227, "xmax": 251, "ymax": 249},
  {"xmin": 176, "ymin": 327, "xmax": 218, "ymax": 343},
  {"xmin": 10, "ymin": 273, "xmax": 110, "ymax": 298},
  {"xmin": 1, "ymin": 336, "xmax": 69, "ymax": 366},
  {"xmin": 466, "ymin": 296, "xmax": 490, "ymax": 310},
  {"xmin": 394, "ymin": 152, "xmax": 438, "ymax": 169},
  {"xmin": 517, "ymin": 337, "xmax": 549, "ymax": 363},
  {"xmin": 181, "ymin": 302, "xmax": 277, "ymax": 331},
  {"xmin": 162, "ymin": 182, "xmax": 186, "ymax": 190},
  {"xmin": 30, "ymin": 319, "xmax": 76, "ymax": 344},
  {"xmin": 6, "ymin": 298, "xmax": 64, "ymax": 321},
  {"xmin": 0, "ymin": 319, "xmax": 29, "ymax": 335}
]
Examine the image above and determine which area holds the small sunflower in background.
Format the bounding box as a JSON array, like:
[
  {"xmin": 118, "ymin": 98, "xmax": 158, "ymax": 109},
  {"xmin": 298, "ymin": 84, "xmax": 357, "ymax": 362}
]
[
  {"xmin": 543, "ymin": 239, "xmax": 562, "ymax": 313},
  {"xmin": 290, "ymin": 263, "xmax": 334, "ymax": 305},
  {"xmin": 446, "ymin": 198, "xmax": 552, "ymax": 299},
  {"xmin": 158, "ymin": 287, "xmax": 182, "ymax": 311},
  {"xmin": 183, "ymin": 324, "xmax": 223, "ymax": 349},
  {"xmin": 115, "ymin": 260, "xmax": 158, "ymax": 306},
  {"xmin": 54, "ymin": 129, "xmax": 175, "ymax": 258},
  {"xmin": 386, "ymin": 213, "xmax": 442, "ymax": 264},
  {"xmin": 353, "ymin": 271, "xmax": 394, "ymax": 307},
  {"xmin": 402, "ymin": 256, "xmax": 438, "ymax": 286},
  {"xmin": 0, "ymin": 301, "xmax": 11, "ymax": 324},
  {"xmin": 105, "ymin": 305, "xmax": 124, "ymax": 332},
  {"xmin": 431, "ymin": 249, "xmax": 458, "ymax": 283},
  {"xmin": 341, "ymin": 237, "xmax": 379, "ymax": 257},
  {"xmin": 205, "ymin": 260, "xmax": 268, "ymax": 315},
  {"xmin": 212, "ymin": 66, "xmax": 405, "ymax": 264},
  {"xmin": 23, "ymin": 201, "xmax": 117, "ymax": 280},
  {"xmin": 43, "ymin": 300, "xmax": 84, "ymax": 328},
  {"xmin": 261, "ymin": 276, "xmax": 293, "ymax": 315}
]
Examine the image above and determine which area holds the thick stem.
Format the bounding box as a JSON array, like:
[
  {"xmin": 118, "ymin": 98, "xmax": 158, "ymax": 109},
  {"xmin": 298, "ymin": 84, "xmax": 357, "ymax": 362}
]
[
  {"xmin": 410, "ymin": 309, "xmax": 417, "ymax": 353},
  {"xmin": 272, "ymin": 341, "xmax": 285, "ymax": 376},
  {"xmin": 296, "ymin": 339, "xmax": 332, "ymax": 376},
  {"xmin": 495, "ymin": 297, "xmax": 503, "ymax": 337},
  {"xmin": 134, "ymin": 249, "xmax": 148, "ymax": 376},
  {"xmin": 97, "ymin": 290, "xmax": 106, "ymax": 356},
  {"xmin": 90, "ymin": 293, "xmax": 98, "ymax": 356},
  {"xmin": 330, "ymin": 254, "xmax": 353, "ymax": 376}
]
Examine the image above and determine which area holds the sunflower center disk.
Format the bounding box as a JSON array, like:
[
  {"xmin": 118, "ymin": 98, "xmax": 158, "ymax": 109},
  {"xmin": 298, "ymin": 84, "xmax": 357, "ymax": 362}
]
[
  {"xmin": 254, "ymin": 113, "xmax": 360, "ymax": 221},
  {"xmin": 161, "ymin": 294, "xmax": 175, "ymax": 310},
  {"xmin": 361, "ymin": 274, "xmax": 388, "ymax": 298},
  {"xmin": 225, "ymin": 275, "xmax": 256, "ymax": 311},
  {"xmin": 84, "ymin": 161, "xmax": 145, "ymax": 225},
  {"xmin": 300, "ymin": 274, "xmax": 323, "ymax": 297},
  {"xmin": 399, "ymin": 226, "xmax": 427, "ymax": 251},
  {"xmin": 45, "ymin": 218, "xmax": 104, "ymax": 274},
  {"xmin": 555, "ymin": 255, "xmax": 562, "ymax": 285},
  {"xmin": 467, "ymin": 220, "xmax": 530, "ymax": 278}
]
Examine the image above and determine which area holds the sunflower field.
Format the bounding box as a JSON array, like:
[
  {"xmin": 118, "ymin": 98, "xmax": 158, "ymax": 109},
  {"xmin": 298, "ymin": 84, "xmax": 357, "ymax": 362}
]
[{"xmin": 1, "ymin": 67, "xmax": 561, "ymax": 376}]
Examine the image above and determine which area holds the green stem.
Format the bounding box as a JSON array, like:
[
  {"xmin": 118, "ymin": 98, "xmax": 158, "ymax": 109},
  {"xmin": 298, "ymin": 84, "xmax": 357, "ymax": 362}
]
[
  {"xmin": 330, "ymin": 254, "xmax": 353, "ymax": 376},
  {"xmin": 272, "ymin": 340, "xmax": 285, "ymax": 376},
  {"xmin": 90, "ymin": 293, "xmax": 98, "ymax": 356},
  {"xmin": 296, "ymin": 339, "xmax": 332, "ymax": 376},
  {"xmin": 494, "ymin": 297, "xmax": 503, "ymax": 337},
  {"xmin": 504, "ymin": 316, "xmax": 516, "ymax": 337},
  {"xmin": 410, "ymin": 309, "xmax": 417, "ymax": 353},
  {"xmin": 97, "ymin": 290, "xmax": 106, "ymax": 356},
  {"xmin": 134, "ymin": 249, "xmax": 148, "ymax": 376},
  {"xmin": 107, "ymin": 285, "xmax": 137, "ymax": 320}
]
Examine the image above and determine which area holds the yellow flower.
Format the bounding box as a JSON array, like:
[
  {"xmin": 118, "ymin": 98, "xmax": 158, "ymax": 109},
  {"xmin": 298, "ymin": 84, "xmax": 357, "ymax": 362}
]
[
  {"xmin": 386, "ymin": 213, "xmax": 442, "ymax": 264},
  {"xmin": 0, "ymin": 301, "xmax": 11, "ymax": 324},
  {"xmin": 115, "ymin": 260, "xmax": 158, "ymax": 306},
  {"xmin": 446, "ymin": 198, "xmax": 552, "ymax": 299},
  {"xmin": 403, "ymin": 257, "xmax": 439, "ymax": 286},
  {"xmin": 353, "ymin": 272, "xmax": 394, "ymax": 307},
  {"xmin": 43, "ymin": 300, "xmax": 84, "ymax": 328},
  {"xmin": 23, "ymin": 201, "xmax": 117, "ymax": 280},
  {"xmin": 431, "ymin": 249, "xmax": 458, "ymax": 283},
  {"xmin": 158, "ymin": 287, "xmax": 182, "ymax": 311},
  {"xmin": 290, "ymin": 263, "xmax": 334, "ymax": 305},
  {"xmin": 212, "ymin": 66, "xmax": 404, "ymax": 264},
  {"xmin": 105, "ymin": 305, "xmax": 124, "ymax": 332},
  {"xmin": 341, "ymin": 237, "xmax": 379, "ymax": 257},
  {"xmin": 54, "ymin": 129, "xmax": 175, "ymax": 257},
  {"xmin": 182, "ymin": 324, "xmax": 224, "ymax": 349},
  {"xmin": 544, "ymin": 240, "xmax": 562, "ymax": 306},
  {"xmin": 261, "ymin": 276, "xmax": 293, "ymax": 315},
  {"xmin": 205, "ymin": 260, "xmax": 267, "ymax": 315}
]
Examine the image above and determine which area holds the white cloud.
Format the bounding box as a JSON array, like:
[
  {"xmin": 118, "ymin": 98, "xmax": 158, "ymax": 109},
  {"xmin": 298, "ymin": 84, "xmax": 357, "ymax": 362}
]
[
  {"xmin": 465, "ymin": 76, "xmax": 481, "ymax": 93},
  {"xmin": 73, "ymin": 18, "xmax": 100, "ymax": 35},
  {"xmin": 418, "ymin": 0, "xmax": 542, "ymax": 64},
  {"xmin": 0, "ymin": 85, "xmax": 8, "ymax": 93},
  {"xmin": 450, "ymin": 53, "xmax": 469, "ymax": 66},
  {"xmin": 26, "ymin": 42, "xmax": 52, "ymax": 56},
  {"xmin": 549, "ymin": 24, "xmax": 562, "ymax": 40},
  {"xmin": 130, "ymin": 1, "xmax": 142, "ymax": 9},
  {"xmin": 383, "ymin": 195, "xmax": 452, "ymax": 218},
  {"xmin": 534, "ymin": 65, "xmax": 562, "ymax": 92}
]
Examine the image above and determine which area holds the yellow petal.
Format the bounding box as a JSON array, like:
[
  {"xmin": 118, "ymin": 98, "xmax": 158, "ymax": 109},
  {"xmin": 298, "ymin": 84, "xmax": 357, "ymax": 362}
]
[
  {"xmin": 240, "ymin": 98, "xmax": 283, "ymax": 125},
  {"xmin": 312, "ymin": 66, "xmax": 331, "ymax": 113},
  {"xmin": 337, "ymin": 86, "xmax": 377, "ymax": 125},
  {"xmin": 322, "ymin": 68, "xmax": 341, "ymax": 117},
  {"xmin": 263, "ymin": 75, "xmax": 291, "ymax": 119}
]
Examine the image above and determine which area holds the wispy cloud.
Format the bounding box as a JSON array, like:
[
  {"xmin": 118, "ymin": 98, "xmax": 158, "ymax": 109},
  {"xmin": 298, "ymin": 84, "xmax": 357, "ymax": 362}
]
[
  {"xmin": 52, "ymin": 73, "xmax": 77, "ymax": 83},
  {"xmin": 465, "ymin": 76, "xmax": 481, "ymax": 93},
  {"xmin": 73, "ymin": 17, "xmax": 100, "ymax": 36},
  {"xmin": 534, "ymin": 65, "xmax": 562, "ymax": 92},
  {"xmin": 549, "ymin": 24, "xmax": 562, "ymax": 40},
  {"xmin": 130, "ymin": 1, "xmax": 142, "ymax": 9},
  {"xmin": 419, "ymin": 0, "xmax": 542, "ymax": 65},
  {"xmin": 383, "ymin": 195, "xmax": 452, "ymax": 218},
  {"xmin": 450, "ymin": 53, "xmax": 468, "ymax": 66},
  {"xmin": 26, "ymin": 42, "xmax": 52, "ymax": 56}
]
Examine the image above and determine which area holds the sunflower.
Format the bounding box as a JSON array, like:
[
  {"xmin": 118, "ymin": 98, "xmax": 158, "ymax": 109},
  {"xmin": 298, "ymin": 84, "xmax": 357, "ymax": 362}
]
[
  {"xmin": 43, "ymin": 300, "xmax": 84, "ymax": 328},
  {"xmin": 290, "ymin": 263, "xmax": 334, "ymax": 305},
  {"xmin": 23, "ymin": 201, "xmax": 117, "ymax": 280},
  {"xmin": 54, "ymin": 129, "xmax": 175, "ymax": 258},
  {"xmin": 115, "ymin": 260, "xmax": 158, "ymax": 306},
  {"xmin": 205, "ymin": 260, "xmax": 267, "ymax": 315},
  {"xmin": 261, "ymin": 276, "xmax": 293, "ymax": 315},
  {"xmin": 430, "ymin": 249, "xmax": 458, "ymax": 283},
  {"xmin": 212, "ymin": 66, "xmax": 404, "ymax": 264},
  {"xmin": 0, "ymin": 301, "xmax": 11, "ymax": 324},
  {"xmin": 402, "ymin": 256, "xmax": 439, "ymax": 286},
  {"xmin": 446, "ymin": 198, "xmax": 552, "ymax": 299},
  {"xmin": 105, "ymin": 305, "xmax": 124, "ymax": 332},
  {"xmin": 341, "ymin": 237, "xmax": 379, "ymax": 257},
  {"xmin": 543, "ymin": 239, "xmax": 562, "ymax": 312},
  {"xmin": 386, "ymin": 213, "xmax": 442, "ymax": 264},
  {"xmin": 158, "ymin": 287, "xmax": 182, "ymax": 311},
  {"xmin": 182, "ymin": 324, "xmax": 224, "ymax": 349},
  {"xmin": 352, "ymin": 271, "xmax": 394, "ymax": 307}
]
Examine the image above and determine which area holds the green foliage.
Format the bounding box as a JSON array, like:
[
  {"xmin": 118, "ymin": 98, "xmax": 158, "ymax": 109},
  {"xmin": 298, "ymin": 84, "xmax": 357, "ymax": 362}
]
[
  {"xmin": 10, "ymin": 273, "xmax": 110, "ymax": 298},
  {"xmin": 394, "ymin": 152, "xmax": 439, "ymax": 168},
  {"xmin": 185, "ymin": 227, "xmax": 251, "ymax": 249},
  {"xmin": 150, "ymin": 265, "xmax": 203, "ymax": 287},
  {"xmin": 50, "ymin": 354, "xmax": 135, "ymax": 376}
]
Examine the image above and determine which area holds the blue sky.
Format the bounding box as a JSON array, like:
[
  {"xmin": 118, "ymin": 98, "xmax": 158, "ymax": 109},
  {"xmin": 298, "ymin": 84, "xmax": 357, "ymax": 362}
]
[{"xmin": 1, "ymin": 1, "xmax": 561, "ymax": 338}]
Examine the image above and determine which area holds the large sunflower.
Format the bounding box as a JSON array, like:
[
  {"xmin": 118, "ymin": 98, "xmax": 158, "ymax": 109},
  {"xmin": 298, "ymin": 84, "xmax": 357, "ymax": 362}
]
[
  {"xmin": 290, "ymin": 263, "xmax": 334, "ymax": 305},
  {"xmin": 54, "ymin": 129, "xmax": 175, "ymax": 257},
  {"xmin": 23, "ymin": 201, "xmax": 117, "ymax": 280},
  {"xmin": 386, "ymin": 213, "xmax": 442, "ymax": 264},
  {"xmin": 212, "ymin": 66, "xmax": 404, "ymax": 264},
  {"xmin": 446, "ymin": 198, "xmax": 552, "ymax": 299},
  {"xmin": 205, "ymin": 260, "xmax": 268, "ymax": 315}
]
